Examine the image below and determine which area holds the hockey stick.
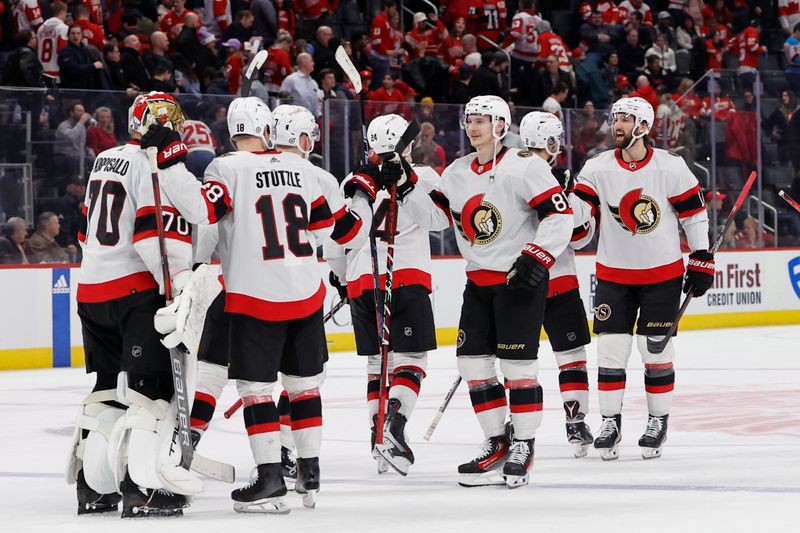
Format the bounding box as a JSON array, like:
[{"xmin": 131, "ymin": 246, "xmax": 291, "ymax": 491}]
[
  {"xmin": 423, "ymin": 377, "xmax": 462, "ymax": 441},
  {"xmin": 145, "ymin": 147, "xmax": 194, "ymax": 471},
  {"xmin": 647, "ymin": 170, "xmax": 758, "ymax": 354},
  {"xmin": 240, "ymin": 49, "xmax": 268, "ymax": 98},
  {"xmin": 779, "ymin": 190, "xmax": 800, "ymax": 213},
  {"xmin": 223, "ymin": 297, "xmax": 349, "ymax": 419}
]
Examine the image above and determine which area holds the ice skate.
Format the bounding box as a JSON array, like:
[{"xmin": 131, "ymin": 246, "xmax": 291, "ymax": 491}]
[
  {"xmin": 457, "ymin": 434, "xmax": 510, "ymax": 487},
  {"xmin": 375, "ymin": 399, "xmax": 415, "ymax": 476},
  {"xmin": 120, "ymin": 471, "xmax": 188, "ymax": 518},
  {"xmin": 566, "ymin": 418, "xmax": 594, "ymax": 458},
  {"xmin": 370, "ymin": 415, "xmax": 389, "ymax": 474},
  {"xmin": 502, "ymin": 438, "xmax": 534, "ymax": 489},
  {"xmin": 639, "ymin": 414, "xmax": 668, "ymax": 460},
  {"xmin": 282, "ymin": 446, "xmax": 297, "ymax": 489},
  {"xmin": 295, "ymin": 457, "xmax": 320, "ymax": 509},
  {"xmin": 76, "ymin": 470, "xmax": 120, "ymax": 515},
  {"xmin": 232, "ymin": 463, "xmax": 289, "ymax": 514},
  {"xmin": 594, "ymin": 414, "xmax": 622, "ymax": 461}
]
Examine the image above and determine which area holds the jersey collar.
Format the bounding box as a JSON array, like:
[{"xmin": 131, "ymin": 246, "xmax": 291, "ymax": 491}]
[
  {"xmin": 615, "ymin": 146, "xmax": 653, "ymax": 172},
  {"xmin": 471, "ymin": 146, "xmax": 509, "ymax": 175},
  {"xmin": 252, "ymin": 149, "xmax": 283, "ymax": 155}
]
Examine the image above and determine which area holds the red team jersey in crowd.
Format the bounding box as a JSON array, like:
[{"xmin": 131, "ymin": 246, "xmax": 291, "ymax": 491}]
[
  {"xmin": 733, "ymin": 27, "xmax": 764, "ymax": 70},
  {"xmin": 705, "ymin": 39, "xmax": 725, "ymax": 72},
  {"xmin": 467, "ymin": 0, "xmax": 508, "ymax": 49},
  {"xmin": 277, "ymin": 6, "xmax": 296, "ymax": 36},
  {"xmin": 160, "ymin": 8, "xmax": 202, "ymax": 38},
  {"xmin": 14, "ymin": 0, "xmax": 43, "ymax": 32},
  {"xmin": 538, "ymin": 31, "xmax": 571, "ymax": 69},
  {"xmin": 37, "ymin": 16, "xmax": 69, "ymax": 76},
  {"xmin": 405, "ymin": 20, "xmax": 449, "ymax": 59},
  {"xmin": 366, "ymin": 87, "xmax": 409, "ymax": 120},
  {"xmin": 671, "ymin": 92, "xmax": 702, "ymax": 120},
  {"xmin": 182, "ymin": 120, "xmax": 217, "ymax": 154},
  {"xmin": 617, "ymin": 1, "xmax": 652, "ymax": 25},
  {"xmin": 76, "ymin": 18, "xmax": 106, "ymax": 50},
  {"xmin": 204, "ymin": 0, "xmax": 231, "ymax": 36},
  {"xmin": 293, "ymin": 0, "xmax": 339, "ymax": 20},
  {"xmin": 77, "ymin": 141, "xmax": 194, "ymax": 303},
  {"xmin": 504, "ymin": 10, "xmax": 540, "ymax": 62},
  {"xmin": 700, "ymin": 97, "xmax": 736, "ymax": 121},
  {"xmin": 579, "ymin": 1, "xmax": 620, "ymax": 24},
  {"xmin": 371, "ymin": 11, "xmax": 400, "ymax": 58},
  {"xmin": 83, "ymin": 0, "xmax": 104, "ymax": 26},
  {"xmin": 263, "ymin": 46, "xmax": 293, "ymax": 92},
  {"xmin": 779, "ymin": 0, "xmax": 800, "ymax": 32},
  {"xmin": 573, "ymin": 148, "xmax": 708, "ymax": 285},
  {"xmin": 438, "ymin": 33, "xmax": 465, "ymax": 63}
]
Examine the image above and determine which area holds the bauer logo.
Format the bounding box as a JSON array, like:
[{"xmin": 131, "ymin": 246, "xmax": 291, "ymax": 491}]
[
  {"xmin": 789, "ymin": 257, "xmax": 800, "ymax": 300},
  {"xmin": 52, "ymin": 274, "xmax": 70, "ymax": 294}
]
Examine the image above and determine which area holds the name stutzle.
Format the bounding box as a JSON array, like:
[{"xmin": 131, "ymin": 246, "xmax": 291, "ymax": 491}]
[{"xmin": 256, "ymin": 170, "xmax": 302, "ymax": 189}]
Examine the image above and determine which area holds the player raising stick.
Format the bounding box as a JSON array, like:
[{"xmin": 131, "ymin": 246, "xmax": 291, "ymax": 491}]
[{"xmin": 571, "ymin": 96, "xmax": 713, "ymax": 460}]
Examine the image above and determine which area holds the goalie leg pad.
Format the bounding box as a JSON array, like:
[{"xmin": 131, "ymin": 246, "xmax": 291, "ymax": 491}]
[
  {"xmin": 499, "ymin": 359, "xmax": 543, "ymax": 440},
  {"xmin": 637, "ymin": 335, "xmax": 676, "ymax": 417},
  {"xmin": 458, "ymin": 355, "xmax": 507, "ymax": 438}
]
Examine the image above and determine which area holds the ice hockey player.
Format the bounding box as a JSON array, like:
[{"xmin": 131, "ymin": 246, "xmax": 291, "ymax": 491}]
[
  {"xmin": 401, "ymin": 95, "xmax": 574, "ymax": 488},
  {"xmin": 518, "ymin": 111, "xmax": 595, "ymax": 458},
  {"xmin": 66, "ymin": 92, "xmax": 203, "ymax": 518},
  {"xmin": 154, "ymin": 96, "xmax": 371, "ymax": 513},
  {"xmin": 324, "ymin": 113, "xmax": 440, "ymax": 476},
  {"xmin": 571, "ymin": 96, "xmax": 713, "ymax": 460}
]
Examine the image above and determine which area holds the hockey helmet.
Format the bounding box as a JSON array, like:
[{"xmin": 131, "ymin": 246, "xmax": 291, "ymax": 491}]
[
  {"xmin": 128, "ymin": 91, "xmax": 185, "ymax": 135},
  {"xmin": 272, "ymin": 104, "xmax": 320, "ymax": 155},
  {"xmin": 367, "ymin": 114, "xmax": 409, "ymax": 155},
  {"xmin": 519, "ymin": 111, "xmax": 564, "ymax": 160},
  {"xmin": 462, "ymin": 95, "xmax": 510, "ymax": 140},
  {"xmin": 227, "ymin": 96, "xmax": 274, "ymax": 149},
  {"xmin": 608, "ymin": 96, "xmax": 654, "ymax": 138}
]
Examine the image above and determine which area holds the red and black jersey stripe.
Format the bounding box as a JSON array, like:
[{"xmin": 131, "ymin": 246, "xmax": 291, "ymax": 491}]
[
  {"xmin": 330, "ymin": 208, "xmax": 363, "ymax": 245},
  {"xmin": 430, "ymin": 190, "xmax": 453, "ymax": 226},
  {"xmin": 528, "ymin": 185, "xmax": 573, "ymax": 220},
  {"xmin": 574, "ymin": 183, "xmax": 600, "ymax": 218},
  {"xmin": 243, "ymin": 400, "xmax": 279, "ymax": 436},
  {"xmin": 669, "ymin": 184, "xmax": 705, "ymax": 218},
  {"xmin": 571, "ymin": 221, "xmax": 591, "ymax": 242},
  {"xmin": 133, "ymin": 206, "xmax": 192, "ymax": 243},
  {"xmin": 308, "ymin": 196, "xmax": 334, "ymax": 231},
  {"xmin": 190, "ymin": 391, "xmax": 217, "ymax": 431},
  {"xmin": 289, "ymin": 391, "xmax": 322, "ymax": 430},
  {"xmin": 77, "ymin": 204, "xmax": 88, "ymax": 243},
  {"xmin": 367, "ymin": 376, "xmax": 380, "ymax": 402},
  {"xmin": 200, "ymin": 180, "xmax": 232, "ymax": 223}
]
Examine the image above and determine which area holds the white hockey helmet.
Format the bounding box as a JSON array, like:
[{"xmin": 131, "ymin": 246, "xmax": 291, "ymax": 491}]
[
  {"xmin": 462, "ymin": 95, "xmax": 510, "ymax": 140},
  {"xmin": 227, "ymin": 96, "xmax": 273, "ymax": 149},
  {"xmin": 519, "ymin": 111, "xmax": 564, "ymax": 161},
  {"xmin": 367, "ymin": 114, "xmax": 409, "ymax": 155},
  {"xmin": 272, "ymin": 104, "xmax": 320, "ymax": 155},
  {"xmin": 128, "ymin": 91, "xmax": 185, "ymax": 135},
  {"xmin": 608, "ymin": 96, "xmax": 654, "ymax": 143}
]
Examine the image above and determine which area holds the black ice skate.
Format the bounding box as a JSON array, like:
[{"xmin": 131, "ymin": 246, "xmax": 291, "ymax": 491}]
[
  {"xmin": 564, "ymin": 401, "xmax": 593, "ymax": 459},
  {"xmin": 282, "ymin": 445, "xmax": 298, "ymax": 490},
  {"xmin": 76, "ymin": 470, "xmax": 120, "ymax": 515},
  {"xmin": 503, "ymin": 438, "xmax": 535, "ymax": 489},
  {"xmin": 370, "ymin": 414, "xmax": 389, "ymax": 474},
  {"xmin": 231, "ymin": 463, "xmax": 289, "ymax": 514},
  {"xmin": 457, "ymin": 434, "xmax": 510, "ymax": 487},
  {"xmin": 594, "ymin": 414, "xmax": 622, "ymax": 461},
  {"xmin": 295, "ymin": 457, "xmax": 320, "ymax": 509},
  {"xmin": 375, "ymin": 399, "xmax": 415, "ymax": 476},
  {"xmin": 638, "ymin": 414, "xmax": 668, "ymax": 460},
  {"xmin": 120, "ymin": 471, "xmax": 188, "ymax": 518}
]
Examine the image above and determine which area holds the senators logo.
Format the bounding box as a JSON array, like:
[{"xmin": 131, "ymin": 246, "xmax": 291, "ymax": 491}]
[
  {"xmin": 608, "ymin": 188, "xmax": 661, "ymax": 235},
  {"xmin": 455, "ymin": 194, "xmax": 502, "ymax": 245}
]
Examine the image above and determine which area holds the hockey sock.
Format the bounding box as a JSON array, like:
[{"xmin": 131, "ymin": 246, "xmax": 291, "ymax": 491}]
[
  {"xmin": 467, "ymin": 378, "xmax": 507, "ymax": 438},
  {"xmin": 388, "ymin": 353, "xmax": 426, "ymax": 419},
  {"xmin": 190, "ymin": 361, "xmax": 227, "ymax": 436},
  {"xmin": 598, "ymin": 368, "xmax": 626, "ymax": 416},
  {"xmin": 243, "ymin": 398, "xmax": 280, "ymax": 465},
  {"xmin": 278, "ymin": 389, "xmax": 295, "ymax": 450},
  {"xmin": 190, "ymin": 392, "xmax": 216, "ymax": 436},
  {"xmin": 644, "ymin": 363, "xmax": 675, "ymax": 416},
  {"xmin": 507, "ymin": 379, "xmax": 543, "ymax": 440},
  {"xmin": 288, "ymin": 389, "xmax": 322, "ymax": 459},
  {"xmin": 93, "ymin": 371, "xmax": 126, "ymax": 410},
  {"xmin": 367, "ymin": 373, "xmax": 380, "ymax": 425},
  {"xmin": 555, "ymin": 348, "xmax": 589, "ymax": 418}
]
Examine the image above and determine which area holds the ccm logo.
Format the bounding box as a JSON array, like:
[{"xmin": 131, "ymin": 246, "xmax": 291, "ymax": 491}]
[
  {"xmin": 523, "ymin": 244, "xmax": 553, "ymax": 266},
  {"xmin": 162, "ymin": 142, "xmax": 187, "ymax": 158}
]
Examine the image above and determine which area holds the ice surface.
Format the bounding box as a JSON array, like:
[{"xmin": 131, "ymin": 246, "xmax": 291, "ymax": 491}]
[{"xmin": 1, "ymin": 326, "xmax": 798, "ymax": 532}]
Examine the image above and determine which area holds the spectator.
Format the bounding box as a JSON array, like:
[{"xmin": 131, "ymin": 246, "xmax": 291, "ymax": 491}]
[
  {"xmin": 643, "ymin": 54, "xmax": 673, "ymax": 92},
  {"xmin": 618, "ymin": 28, "xmax": 646, "ymax": 78},
  {"xmin": 280, "ymin": 53, "xmax": 321, "ymax": 117},
  {"xmin": 439, "ymin": 16, "xmax": 466, "ymax": 64},
  {"xmin": 224, "ymin": 9, "xmax": 255, "ymax": 43},
  {"xmin": 705, "ymin": 191, "xmax": 737, "ymax": 249},
  {"xmin": 0, "ymin": 218, "xmax": 29, "ymax": 264},
  {"xmin": 369, "ymin": 0, "xmax": 403, "ymax": 90},
  {"xmin": 27, "ymin": 212, "xmax": 75, "ymax": 263},
  {"xmin": 74, "ymin": 4, "xmax": 105, "ymax": 51},
  {"xmin": 36, "ymin": 2, "xmax": 69, "ymax": 81},
  {"xmin": 54, "ymin": 102, "xmax": 92, "ymax": 176},
  {"xmin": 449, "ymin": 63, "xmax": 472, "ymax": 104},
  {"xmin": 58, "ymin": 25, "xmax": 104, "ymax": 89},
  {"xmin": 144, "ymin": 31, "xmax": 173, "ymax": 76},
  {"xmin": 160, "ymin": 0, "xmax": 193, "ymax": 39},
  {"xmin": 575, "ymin": 48, "xmax": 611, "ymax": 108},
  {"xmin": 366, "ymin": 73, "xmax": 408, "ymax": 119},
  {"xmin": 462, "ymin": 33, "xmax": 478, "ymax": 57},
  {"xmin": 150, "ymin": 65, "xmax": 178, "ymax": 93},
  {"xmin": 579, "ymin": 1, "xmax": 621, "ymax": 24},
  {"xmin": 202, "ymin": 67, "xmax": 232, "ymax": 100},
  {"xmin": 602, "ymin": 52, "xmax": 621, "ymax": 95},
  {"xmin": 119, "ymin": 34, "xmax": 151, "ymax": 90},
  {"xmin": 250, "ymin": 0, "xmax": 278, "ymax": 46},
  {"xmin": 672, "ymin": 77, "xmax": 703, "ymax": 120},
  {"xmin": 3, "ymin": 30, "xmax": 42, "ymax": 87},
  {"xmin": 646, "ymin": 33, "xmax": 677, "ymax": 72},
  {"xmin": 623, "ymin": 10, "xmax": 653, "ymax": 49},
  {"xmin": 264, "ymin": 31, "xmax": 294, "ymax": 93},
  {"xmin": 13, "ymin": 0, "xmax": 44, "ymax": 34},
  {"xmin": 542, "ymin": 82, "xmax": 570, "ymax": 121},
  {"xmin": 103, "ymin": 43, "xmax": 129, "ymax": 90},
  {"xmin": 295, "ymin": 0, "xmax": 338, "ymax": 41},
  {"xmin": 705, "ymin": 28, "xmax": 727, "ymax": 77},
  {"xmin": 784, "ymin": 23, "xmax": 800, "ymax": 92},
  {"xmin": 534, "ymin": 54, "xmax": 574, "ymax": 107},
  {"xmin": 172, "ymin": 54, "xmax": 202, "ymax": 96},
  {"xmin": 631, "ymin": 75, "xmax": 658, "ymax": 111},
  {"xmin": 406, "ymin": 11, "xmax": 448, "ymax": 59},
  {"xmin": 780, "ymin": 0, "xmax": 800, "ymax": 35},
  {"xmin": 655, "ymin": 11, "xmax": 676, "ymax": 47},
  {"xmin": 536, "ymin": 19, "xmax": 571, "ymax": 72},
  {"xmin": 700, "ymin": 84, "xmax": 736, "ymax": 121},
  {"xmin": 176, "ymin": 13, "xmax": 206, "ymax": 76},
  {"xmin": 740, "ymin": 88, "xmax": 756, "ymax": 112},
  {"xmin": 735, "ymin": 216, "xmax": 775, "ymax": 248},
  {"xmin": 733, "ymin": 20, "xmax": 765, "ymax": 92},
  {"xmin": 319, "ymin": 68, "xmax": 346, "ymax": 100},
  {"xmin": 502, "ymin": 0, "xmax": 539, "ymax": 92},
  {"xmin": 86, "ymin": 106, "xmax": 116, "ymax": 157},
  {"xmin": 275, "ymin": 1, "xmax": 296, "ymax": 37},
  {"xmin": 417, "ymin": 121, "xmax": 447, "ymax": 174},
  {"xmin": 204, "ymin": 0, "xmax": 233, "ymax": 38},
  {"xmin": 312, "ymin": 25, "xmax": 336, "ymax": 76},
  {"xmin": 618, "ymin": 0, "xmax": 653, "ymax": 26},
  {"xmin": 56, "ymin": 177, "xmax": 86, "ymax": 250},
  {"xmin": 467, "ymin": 0, "xmax": 507, "ymax": 51},
  {"xmin": 467, "ymin": 51, "xmax": 507, "ymax": 99},
  {"xmin": 676, "ymin": 14, "xmax": 700, "ymax": 50},
  {"xmin": 199, "ymin": 29, "xmax": 224, "ymax": 73},
  {"xmin": 765, "ymin": 90, "xmax": 797, "ymax": 165},
  {"xmin": 221, "ymin": 38, "xmax": 244, "ymax": 94},
  {"xmin": 580, "ymin": 10, "xmax": 621, "ymax": 64}
]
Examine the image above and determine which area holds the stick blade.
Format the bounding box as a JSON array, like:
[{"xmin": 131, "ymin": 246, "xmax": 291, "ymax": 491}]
[
  {"xmin": 335, "ymin": 45, "xmax": 362, "ymax": 94},
  {"xmin": 246, "ymin": 49, "xmax": 269, "ymax": 79}
]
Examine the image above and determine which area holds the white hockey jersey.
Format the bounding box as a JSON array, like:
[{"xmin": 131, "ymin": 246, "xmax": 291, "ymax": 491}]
[
  {"xmin": 77, "ymin": 141, "xmax": 194, "ymax": 303},
  {"xmin": 508, "ymin": 11, "xmax": 540, "ymax": 62},
  {"xmin": 182, "ymin": 120, "xmax": 217, "ymax": 154},
  {"xmin": 406, "ymin": 147, "xmax": 573, "ymax": 286},
  {"xmin": 37, "ymin": 16, "xmax": 68, "ymax": 77},
  {"xmin": 14, "ymin": 0, "xmax": 43, "ymax": 33},
  {"xmin": 573, "ymin": 147, "xmax": 709, "ymax": 285},
  {"xmin": 162, "ymin": 150, "xmax": 369, "ymax": 321}
]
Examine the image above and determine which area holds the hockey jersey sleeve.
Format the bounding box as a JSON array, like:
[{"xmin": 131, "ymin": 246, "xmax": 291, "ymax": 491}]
[
  {"xmin": 666, "ymin": 157, "xmax": 710, "ymax": 252},
  {"xmin": 571, "ymin": 161, "xmax": 601, "ymax": 231},
  {"xmin": 313, "ymin": 167, "xmax": 370, "ymax": 249},
  {"xmin": 520, "ymin": 160, "xmax": 574, "ymax": 267},
  {"xmin": 193, "ymin": 223, "xmax": 219, "ymax": 264},
  {"xmin": 159, "ymin": 158, "xmax": 233, "ymax": 226}
]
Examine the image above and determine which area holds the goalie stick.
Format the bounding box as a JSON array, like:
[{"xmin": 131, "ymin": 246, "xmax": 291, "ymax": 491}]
[
  {"xmin": 648, "ymin": 171, "xmax": 758, "ymax": 354},
  {"xmin": 240, "ymin": 49, "xmax": 268, "ymax": 98}
]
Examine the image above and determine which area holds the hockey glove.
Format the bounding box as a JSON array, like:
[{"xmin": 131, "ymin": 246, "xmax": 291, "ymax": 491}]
[
  {"xmin": 329, "ymin": 271, "xmax": 348, "ymax": 301},
  {"xmin": 141, "ymin": 125, "xmax": 188, "ymax": 169},
  {"xmin": 343, "ymin": 163, "xmax": 381, "ymax": 202},
  {"xmin": 552, "ymin": 168, "xmax": 573, "ymax": 193},
  {"xmin": 684, "ymin": 250, "xmax": 715, "ymax": 297},
  {"xmin": 380, "ymin": 153, "xmax": 417, "ymax": 201},
  {"xmin": 506, "ymin": 243, "xmax": 553, "ymax": 289}
]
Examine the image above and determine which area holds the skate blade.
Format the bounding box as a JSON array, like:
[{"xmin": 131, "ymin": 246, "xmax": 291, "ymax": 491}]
[
  {"xmin": 458, "ymin": 471, "xmax": 506, "ymax": 487},
  {"xmin": 571, "ymin": 442, "xmax": 589, "ymax": 458},
  {"xmin": 284, "ymin": 478, "xmax": 296, "ymax": 491},
  {"xmin": 300, "ymin": 489, "xmax": 317, "ymax": 509},
  {"xmin": 78, "ymin": 503, "xmax": 119, "ymax": 515},
  {"xmin": 504, "ymin": 473, "xmax": 529, "ymax": 489},
  {"xmin": 598, "ymin": 446, "xmax": 619, "ymax": 461},
  {"xmin": 122, "ymin": 506, "xmax": 184, "ymax": 518},
  {"xmin": 641, "ymin": 446, "xmax": 662, "ymax": 460},
  {"xmin": 372, "ymin": 448, "xmax": 389, "ymax": 474},
  {"xmin": 375, "ymin": 444, "xmax": 410, "ymax": 476},
  {"xmin": 233, "ymin": 497, "xmax": 290, "ymax": 515}
]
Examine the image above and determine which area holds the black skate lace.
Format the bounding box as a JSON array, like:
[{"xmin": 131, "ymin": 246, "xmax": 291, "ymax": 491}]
[
  {"xmin": 643, "ymin": 417, "xmax": 663, "ymax": 438},
  {"xmin": 508, "ymin": 441, "xmax": 530, "ymax": 464},
  {"xmin": 598, "ymin": 418, "xmax": 618, "ymax": 438}
]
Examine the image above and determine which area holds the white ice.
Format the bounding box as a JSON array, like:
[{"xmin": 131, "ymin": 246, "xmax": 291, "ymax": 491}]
[{"xmin": 1, "ymin": 326, "xmax": 799, "ymax": 533}]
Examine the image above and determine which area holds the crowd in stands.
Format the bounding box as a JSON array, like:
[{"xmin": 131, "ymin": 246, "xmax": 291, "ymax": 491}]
[{"xmin": 1, "ymin": 0, "xmax": 800, "ymax": 260}]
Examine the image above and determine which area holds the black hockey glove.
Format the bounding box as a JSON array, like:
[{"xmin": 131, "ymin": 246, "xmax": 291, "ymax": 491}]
[
  {"xmin": 552, "ymin": 168, "xmax": 573, "ymax": 193},
  {"xmin": 684, "ymin": 250, "xmax": 715, "ymax": 297},
  {"xmin": 141, "ymin": 125, "xmax": 188, "ymax": 169},
  {"xmin": 506, "ymin": 243, "xmax": 554, "ymax": 289},
  {"xmin": 343, "ymin": 163, "xmax": 381, "ymax": 202},
  {"xmin": 329, "ymin": 271, "xmax": 348, "ymax": 301},
  {"xmin": 380, "ymin": 154, "xmax": 417, "ymax": 201}
]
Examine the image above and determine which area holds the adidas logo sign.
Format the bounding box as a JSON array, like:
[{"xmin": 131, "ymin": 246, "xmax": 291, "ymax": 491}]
[
  {"xmin": 52, "ymin": 275, "xmax": 70, "ymax": 294},
  {"xmin": 270, "ymin": 157, "xmax": 279, "ymax": 163}
]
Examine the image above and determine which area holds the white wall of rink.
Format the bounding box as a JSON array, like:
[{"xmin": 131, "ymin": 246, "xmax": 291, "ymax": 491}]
[{"xmin": 1, "ymin": 249, "xmax": 799, "ymax": 369}]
